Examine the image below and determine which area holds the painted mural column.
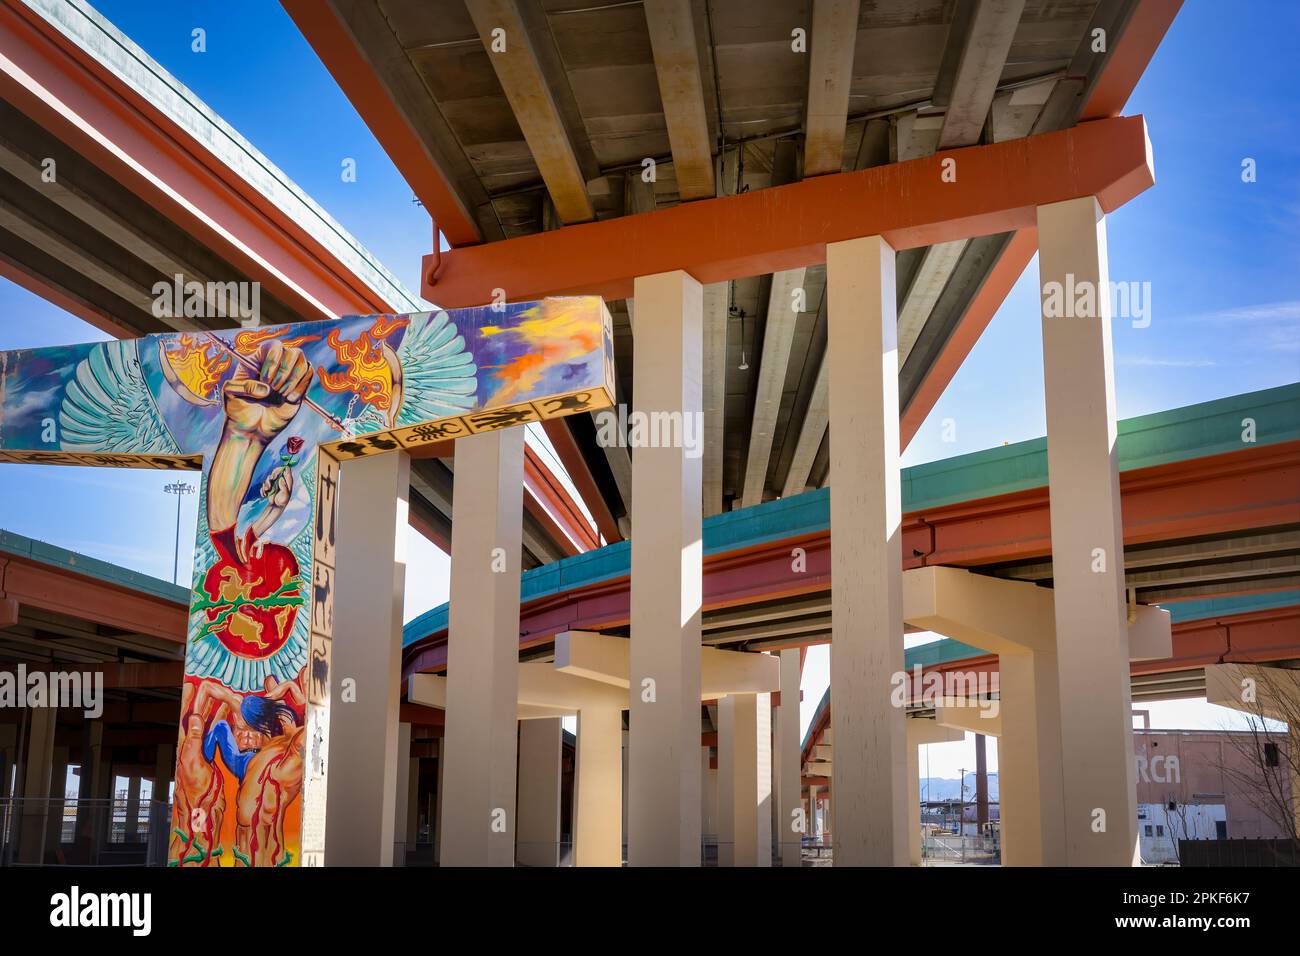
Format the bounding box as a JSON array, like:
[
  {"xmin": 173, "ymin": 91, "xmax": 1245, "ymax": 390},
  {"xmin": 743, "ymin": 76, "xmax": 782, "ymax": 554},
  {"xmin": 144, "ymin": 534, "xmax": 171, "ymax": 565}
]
[
  {"xmin": 826, "ymin": 235, "xmax": 909, "ymax": 865},
  {"xmin": 775, "ymin": 650, "xmax": 803, "ymax": 866},
  {"xmin": 574, "ymin": 704, "xmax": 623, "ymax": 866},
  {"xmin": 1037, "ymin": 196, "xmax": 1138, "ymax": 865},
  {"xmin": 441, "ymin": 429, "xmax": 526, "ymax": 866},
  {"xmin": 516, "ymin": 717, "xmax": 563, "ymax": 867},
  {"xmin": 627, "ymin": 270, "xmax": 704, "ymax": 866}
]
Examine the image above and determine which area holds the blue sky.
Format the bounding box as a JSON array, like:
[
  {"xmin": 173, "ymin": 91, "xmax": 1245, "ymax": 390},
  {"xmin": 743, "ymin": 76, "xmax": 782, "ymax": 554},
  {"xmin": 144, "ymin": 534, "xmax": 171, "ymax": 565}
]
[{"xmin": 0, "ymin": 1, "xmax": 1296, "ymax": 775}]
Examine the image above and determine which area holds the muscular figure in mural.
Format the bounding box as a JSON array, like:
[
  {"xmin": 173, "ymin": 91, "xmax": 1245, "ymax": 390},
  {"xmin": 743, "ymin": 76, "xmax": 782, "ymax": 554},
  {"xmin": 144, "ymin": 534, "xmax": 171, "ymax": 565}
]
[{"xmin": 173, "ymin": 342, "xmax": 312, "ymax": 866}]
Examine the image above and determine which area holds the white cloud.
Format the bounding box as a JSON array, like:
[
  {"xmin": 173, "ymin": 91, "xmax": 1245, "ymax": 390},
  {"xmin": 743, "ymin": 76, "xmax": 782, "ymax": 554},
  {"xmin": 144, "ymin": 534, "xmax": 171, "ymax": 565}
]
[{"xmin": 1119, "ymin": 356, "xmax": 1216, "ymax": 368}]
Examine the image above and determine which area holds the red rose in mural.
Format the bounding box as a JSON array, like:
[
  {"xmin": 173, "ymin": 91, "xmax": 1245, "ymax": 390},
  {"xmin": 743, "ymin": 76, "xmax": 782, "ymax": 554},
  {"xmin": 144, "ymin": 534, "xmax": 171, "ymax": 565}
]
[{"xmin": 198, "ymin": 526, "xmax": 302, "ymax": 660}]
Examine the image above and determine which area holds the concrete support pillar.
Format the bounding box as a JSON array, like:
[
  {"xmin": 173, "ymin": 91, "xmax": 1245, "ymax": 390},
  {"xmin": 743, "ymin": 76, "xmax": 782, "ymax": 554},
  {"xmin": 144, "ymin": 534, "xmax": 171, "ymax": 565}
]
[
  {"xmin": 18, "ymin": 707, "xmax": 56, "ymax": 863},
  {"xmin": 516, "ymin": 718, "xmax": 563, "ymax": 866},
  {"xmin": 574, "ymin": 706, "xmax": 623, "ymax": 866},
  {"xmin": 700, "ymin": 746, "xmax": 718, "ymax": 840},
  {"xmin": 394, "ymin": 722, "xmax": 412, "ymax": 866},
  {"xmin": 124, "ymin": 775, "xmax": 141, "ymax": 841},
  {"xmin": 826, "ymin": 235, "xmax": 907, "ymax": 865},
  {"xmin": 154, "ymin": 742, "xmax": 175, "ymax": 796},
  {"xmin": 45, "ymin": 745, "xmax": 68, "ymax": 851},
  {"xmin": 75, "ymin": 721, "xmax": 105, "ymax": 858},
  {"xmin": 442, "ymin": 429, "xmax": 525, "ymax": 866},
  {"xmin": 907, "ymin": 738, "xmax": 922, "ymax": 866},
  {"xmin": 999, "ymin": 650, "xmax": 1066, "ymax": 865},
  {"xmin": 407, "ymin": 755, "xmax": 420, "ymax": 850},
  {"xmin": 620, "ymin": 729, "xmax": 629, "ymax": 854},
  {"xmin": 775, "ymin": 650, "xmax": 802, "ymax": 866},
  {"xmin": 0, "ymin": 723, "xmax": 15, "ymax": 798},
  {"xmin": 809, "ymin": 784, "xmax": 820, "ymax": 841},
  {"xmin": 434, "ymin": 738, "xmax": 445, "ymax": 863},
  {"xmin": 325, "ymin": 451, "xmax": 410, "ymax": 866},
  {"xmin": 627, "ymin": 270, "xmax": 703, "ymax": 866},
  {"xmin": 1037, "ymin": 196, "xmax": 1136, "ymax": 865},
  {"xmin": 717, "ymin": 693, "xmax": 773, "ymax": 866}
]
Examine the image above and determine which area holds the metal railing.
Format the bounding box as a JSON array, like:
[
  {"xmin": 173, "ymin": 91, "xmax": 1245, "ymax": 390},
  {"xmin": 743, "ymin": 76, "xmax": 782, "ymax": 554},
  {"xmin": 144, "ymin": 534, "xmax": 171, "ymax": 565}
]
[
  {"xmin": 0, "ymin": 798, "xmax": 172, "ymax": 866},
  {"xmin": 922, "ymin": 832, "xmax": 1000, "ymax": 864}
]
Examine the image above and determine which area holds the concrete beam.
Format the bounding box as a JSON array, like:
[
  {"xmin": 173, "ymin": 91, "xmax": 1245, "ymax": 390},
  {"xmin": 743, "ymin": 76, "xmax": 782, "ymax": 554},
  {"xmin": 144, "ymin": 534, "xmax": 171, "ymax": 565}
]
[
  {"xmin": 702, "ymin": 281, "xmax": 728, "ymax": 515},
  {"xmin": 643, "ymin": 0, "xmax": 715, "ymax": 200},
  {"xmin": 464, "ymin": 0, "xmax": 594, "ymax": 224},
  {"xmin": 740, "ymin": 268, "xmax": 807, "ymax": 507},
  {"xmin": 803, "ymin": 0, "xmax": 861, "ymax": 177},
  {"xmin": 934, "ymin": 701, "xmax": 1003, "ymax": 736},
  {"xmin": 556, "ymin": 630, "xmax": 780, "ymax": 697},
  {"xmin": 937, "ymin": 0, "xmax": 1027, "ymax": 149}
]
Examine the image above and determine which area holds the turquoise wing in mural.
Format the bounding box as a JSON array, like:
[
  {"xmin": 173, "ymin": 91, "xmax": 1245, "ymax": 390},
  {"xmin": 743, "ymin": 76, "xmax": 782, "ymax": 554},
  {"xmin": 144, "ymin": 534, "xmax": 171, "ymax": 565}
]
[
  {"xmin": 394, "ymin": 310, "xmax": 477, "ymax": 426},
  {"xmin": 58, "ymin": 339, "xmax": 180, "ymax": 455}
]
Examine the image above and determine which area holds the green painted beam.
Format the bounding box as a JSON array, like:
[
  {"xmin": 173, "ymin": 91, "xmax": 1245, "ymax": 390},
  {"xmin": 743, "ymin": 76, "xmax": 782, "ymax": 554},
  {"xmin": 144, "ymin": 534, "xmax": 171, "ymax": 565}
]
[
  {"xmin": 0, "ymin": 528, "xmax": 188, "ymax": 604},
  {"xmin": 406, "ymin": 384, "xmax": 1299, "ymax": 647}
]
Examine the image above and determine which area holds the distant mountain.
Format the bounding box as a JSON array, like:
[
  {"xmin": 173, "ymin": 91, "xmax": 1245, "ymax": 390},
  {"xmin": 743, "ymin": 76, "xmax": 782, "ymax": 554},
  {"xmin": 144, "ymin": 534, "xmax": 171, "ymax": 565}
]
[{"xmin": 920, "ymin": 772, "xmax": 999, "ymax": 803}]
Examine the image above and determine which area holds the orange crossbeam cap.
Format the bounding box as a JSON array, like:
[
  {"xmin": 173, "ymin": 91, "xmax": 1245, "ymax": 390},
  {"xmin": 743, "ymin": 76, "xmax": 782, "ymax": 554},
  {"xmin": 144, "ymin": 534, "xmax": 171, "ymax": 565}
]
[{"xmin": 424, "ymin": 115, "xmax": 1155, "ymax": 307}]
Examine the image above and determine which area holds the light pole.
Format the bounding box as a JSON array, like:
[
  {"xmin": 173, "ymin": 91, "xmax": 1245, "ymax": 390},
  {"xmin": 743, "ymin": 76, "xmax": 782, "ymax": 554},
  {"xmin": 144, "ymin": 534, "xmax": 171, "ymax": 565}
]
[{"xmin": 163, "ymin": 481, "xmax": 195, "ymax": 585}]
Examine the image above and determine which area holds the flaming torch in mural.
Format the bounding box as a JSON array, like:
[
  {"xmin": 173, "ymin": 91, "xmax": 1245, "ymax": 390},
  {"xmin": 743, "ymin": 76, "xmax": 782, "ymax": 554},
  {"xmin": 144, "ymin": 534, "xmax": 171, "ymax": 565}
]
[{"xmin": 315, "ymin": 315, "xmax": 408, "ymax": 429}]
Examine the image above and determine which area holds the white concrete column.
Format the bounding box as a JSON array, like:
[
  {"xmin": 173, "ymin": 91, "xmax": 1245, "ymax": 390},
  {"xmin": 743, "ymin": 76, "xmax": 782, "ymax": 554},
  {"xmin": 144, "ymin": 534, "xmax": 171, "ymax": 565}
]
[
  {"xmin": 999, "ymin": 650, "xmax": 1066, "ymax": 865},
  {"xmin": 700, "ymin": 746, "xmax": 718, "ymax": 841},
  {"xmin": 394, "ymin": 722, "xmax": 412, "ymax": 866},
  {"xmin": 717, "ymin": 693, "xmax": 773, "ymax": 866},
  {"xmin": 620, "ymin": 729, "xmax": 629, "ymax": 852},
  {"xmin": 18, "ymin": 707, "xmax": 56, "ymax": 863},
  {"xmin": 628, "ymin": 269, "xmax": 703, "ymax": 866},
  {"xmin": 442, "ymin": 428, "xmax": 525, "ymax": 866},
  {"xmin": 809, "ymin": 784, "xmax": 820, "ymax": 841},
  {"xmin": 574, "ymin": 705, "xmax": 623, "ymax": 866},
  {"xmin": 407, "ymin": 754, "xmax": 420, "ymax": 850},
  {"xmin": 1037, "ymin": 196, "xmax": 1136, "ymax": 865},
  {"xmin": 325, "ymin": 451, "xmax": 410, "ymax": 866},
  {"xmin": 516, "ymin": 718, "xmax": 563, "ymax": 866},
  {"xmin": 434, "ymin": 738, "xmax": 445, "ymax": 862},
  {"xmin": 827, "ymin": 235, "xmax": 908, "ymax": 866},
  {"xmin": 775, "ymin": 650, "xmax": 803, "ymax": 866}
]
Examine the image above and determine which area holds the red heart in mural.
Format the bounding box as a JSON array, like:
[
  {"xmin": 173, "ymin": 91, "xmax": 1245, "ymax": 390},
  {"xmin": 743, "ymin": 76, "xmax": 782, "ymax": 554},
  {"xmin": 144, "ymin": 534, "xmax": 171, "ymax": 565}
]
[{"xmin": 200, "ymin": 526, "xmax": 302, "ymax": 660}]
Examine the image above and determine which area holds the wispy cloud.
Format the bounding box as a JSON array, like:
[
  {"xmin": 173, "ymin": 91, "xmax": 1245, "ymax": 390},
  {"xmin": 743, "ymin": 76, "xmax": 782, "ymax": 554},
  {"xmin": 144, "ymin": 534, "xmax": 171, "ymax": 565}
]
[
  {"xmin": 1186, "ymin": 300, "xmax": 1300, "ymax": 354},
  {"xmin": 1119, "ymin": 356, "xmax": 1216, "ymax": 368},
  {"xmin": 1189, "ymin": 300, "xmax": 1300, "ymax": 323}
]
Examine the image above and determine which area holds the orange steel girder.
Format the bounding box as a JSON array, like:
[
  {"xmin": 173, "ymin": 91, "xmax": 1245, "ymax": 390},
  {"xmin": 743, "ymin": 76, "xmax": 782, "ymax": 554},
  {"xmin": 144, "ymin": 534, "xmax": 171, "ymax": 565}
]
[{"xmin": 422, "ymin": 116, "xmax": 1155, "ymax": 308}]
